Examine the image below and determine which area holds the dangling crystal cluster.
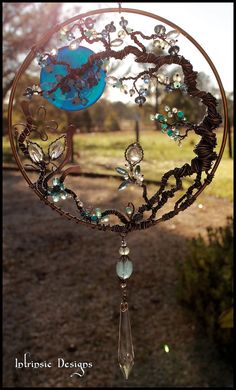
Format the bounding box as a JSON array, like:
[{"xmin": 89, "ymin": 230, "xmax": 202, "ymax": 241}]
[
  {"xmin": 47, "ymin": 177, "xmax": 68, "ymax": 202},
  {"xmin": 152, "ymin": 106, "xmax": 187, "ymax": 145},
  {"xmin": 116, "ymin": 237, "xmax": 134, "ymax": 380},
  {"xmin": 156, "ymin": 71, "xmax": 187, "ymax": 93},
  {"xmin": 115, "ymin": 143, "xmax": 144, "ymax": 191},
  {"xmin": 80, "ymin": 206, "xmax": 110, "ymax": 224},
  {"xmin": 153, "ymin": 24, "xmax": 180, "ymax": 54}
]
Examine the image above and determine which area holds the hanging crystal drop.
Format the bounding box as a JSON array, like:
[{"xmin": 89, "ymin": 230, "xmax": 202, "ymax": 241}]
[
  {"xmin": 125, "ymin": 143, "xmax": 144, "ymax": 164},
  {"xmin": 118, "ymin": 301, "xmax": 134, "ymax": 380}
]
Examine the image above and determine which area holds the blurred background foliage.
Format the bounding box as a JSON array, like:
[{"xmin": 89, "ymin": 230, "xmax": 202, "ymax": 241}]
[{"xmin": 177, "ymin": 217, "xmax": 233, "ymax": 360}]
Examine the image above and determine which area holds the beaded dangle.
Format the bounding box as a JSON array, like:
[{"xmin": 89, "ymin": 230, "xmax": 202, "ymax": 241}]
[{"xmin": 116, "ymin": 235, "xmax": 134, "ymax": 379}]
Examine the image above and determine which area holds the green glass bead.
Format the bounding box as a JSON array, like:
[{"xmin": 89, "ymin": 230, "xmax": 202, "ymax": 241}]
[
  {"xmin": 157, "ymin": 114, "xmax": 165, "ymax": 122},
  {"xmin": 116, "ymin": 257, "xmax": 133, "ymax": 280},
  {"xmin": 177, "ymin": 111, "xmax": 184, "ymax": 119},
  {"xmin": 167, "ymin": 129, "xmax": 174, "ymax": 137},
  {"xmin": 161, "ymin": 123, "xmax": 168, "ymax": 129},
  {"xmin": 91, "ymin": 214, "xmax": 98, "ymax": 221},
  {"xmin": 82, "ymin": 209, "xmax": 90, "ymax": 217}
]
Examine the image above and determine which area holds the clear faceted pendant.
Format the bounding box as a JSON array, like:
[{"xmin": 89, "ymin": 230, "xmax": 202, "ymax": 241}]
[{"xmin": 118, "ymin": 301, "xmax": 134, "ymax": 380}]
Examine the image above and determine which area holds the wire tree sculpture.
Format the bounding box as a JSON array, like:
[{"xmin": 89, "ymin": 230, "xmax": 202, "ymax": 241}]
[{"xmin": 8, "ymin": 5, "xmax": 228, "ymax": 380}]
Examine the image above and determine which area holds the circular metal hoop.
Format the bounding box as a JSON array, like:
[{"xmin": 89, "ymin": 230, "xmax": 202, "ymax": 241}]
[{"xmin": 8, "ymin": 7, "xmax": 228, "ymax": 233}]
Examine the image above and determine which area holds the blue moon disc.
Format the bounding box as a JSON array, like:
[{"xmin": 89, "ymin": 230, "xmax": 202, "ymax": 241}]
[{"xmin": 40, "ymin": 46, "xmax": 106, "ymax": 111}]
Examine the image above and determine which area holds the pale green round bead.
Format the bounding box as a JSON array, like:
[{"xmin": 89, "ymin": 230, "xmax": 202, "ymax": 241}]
[
  {"xmin": 116, "ymin": 258, "xmax": 133, "ymax": 280},
  {"xmin": 52, "ymin": 194, "xmax": 60, "ymax": 202},
  {"xmin": 60, "ymin": 191, "xmax": 67, "ymax": 200},
  {"xmin": 95, "ymin": 208, "xmax": 102, "ymax": 218},
  {"xmin": 101, "ymin": 215, "xmax": 109, "ymax": 223}
]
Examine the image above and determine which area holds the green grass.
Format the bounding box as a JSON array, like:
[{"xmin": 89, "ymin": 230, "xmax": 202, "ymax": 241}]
[{"xmin": 3, "ymin": 129, "xmax": 233, "ymax": 201}]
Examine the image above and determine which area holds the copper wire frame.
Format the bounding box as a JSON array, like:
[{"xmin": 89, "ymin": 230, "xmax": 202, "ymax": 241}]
[{"xmin": 8, "ymin": 7, "xmax": 228, "ymax": 233}]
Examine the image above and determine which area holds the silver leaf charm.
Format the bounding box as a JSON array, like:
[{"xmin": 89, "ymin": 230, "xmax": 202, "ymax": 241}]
[
  {"xmin": 48, "ymin": 135, "xmax": 66, "ymax": 160},
  {"xmin": 116, "ymin": 167, "xmax": 128, "ymax": 175},
  {"xmin": 27, "ymin": 141, "xmax": 44, "ymax": 163},
  {"xmin": 118, "ymin": 180, "xmax": 130, "ymax": 191}
]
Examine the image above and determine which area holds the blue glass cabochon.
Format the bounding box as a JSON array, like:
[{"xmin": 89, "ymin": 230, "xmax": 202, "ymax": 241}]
[{"xmin": 40, "ymin": 46, "xmax": 106, "ymax": 111}]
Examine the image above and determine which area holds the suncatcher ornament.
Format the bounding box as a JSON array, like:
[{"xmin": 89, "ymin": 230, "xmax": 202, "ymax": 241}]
[{"xmin": 8, "ymin": 5, "xmax": 228, "ymax": 380}]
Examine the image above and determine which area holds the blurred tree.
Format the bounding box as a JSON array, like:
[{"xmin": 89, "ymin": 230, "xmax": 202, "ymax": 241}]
[
  {"xmin": 81, "ymin": 110, "xmax": 93, "ymax": 133},
  {"xmin": 104, "ymin": 112, "xmax": 121, "ymax": 132},
  {"xmin": 89, "ymin": 99, "xmax": 107, "ymax": 131},
  {"xmin": 3, "ymin": 3, "xmax": 64, "ymax": 99}
]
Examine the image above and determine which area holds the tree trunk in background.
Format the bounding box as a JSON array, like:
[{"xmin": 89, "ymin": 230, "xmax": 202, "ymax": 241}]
[
  {"xmin": 70, "ymin": 127, "xmax": 76, "ymax": 163},
  {"xmin": 228, "ymin": 118, "xmax": 233, "ymax": 159}
]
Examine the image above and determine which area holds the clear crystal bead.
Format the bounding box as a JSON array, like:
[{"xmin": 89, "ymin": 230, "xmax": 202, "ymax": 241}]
[
  {"xmin": 48, "ymin": 137, "xmax": 65, "ymax": 160},
  {"xmin": 118, "ymin": 302, "xmax": 134, "ymax": 380},
  {"xmin": 125, "ymin": 143, "xmax": 143, "ymax": 164},
  {"xmin": 28, "ymin": 142, "xmax": 44, "ymax": 163}
]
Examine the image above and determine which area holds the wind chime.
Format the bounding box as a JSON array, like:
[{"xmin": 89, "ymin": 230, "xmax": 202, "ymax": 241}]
[{"xmin": 8, "ymin": 5, "xmax": 228, "ymax": 380}]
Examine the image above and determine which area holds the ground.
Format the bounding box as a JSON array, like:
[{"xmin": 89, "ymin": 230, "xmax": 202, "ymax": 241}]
[{"xmin": 3, "ymin": 170, "xmax": 233, "ymax": 388}]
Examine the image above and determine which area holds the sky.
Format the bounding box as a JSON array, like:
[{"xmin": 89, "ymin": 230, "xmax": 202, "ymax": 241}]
[{"xmin": 63, "ymin": 2, "xmax": 233, "ymax": 101}]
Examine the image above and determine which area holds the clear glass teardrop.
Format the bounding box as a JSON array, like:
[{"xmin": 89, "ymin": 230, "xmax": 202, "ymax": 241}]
[{"xmin": 118, "ymin": 302, "xmax": 134, "ymax": 380}]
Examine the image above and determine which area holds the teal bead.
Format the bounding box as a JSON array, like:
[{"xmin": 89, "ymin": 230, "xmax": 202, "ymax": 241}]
[
  {"xmin": 91, "ymin": 214, "xmax": 98, "ymax": 221},
  {"xmin": 82, "ymin": 210, "xmax": 90, "ymax": 217},
  {"xmin": 161, "ymin": 123, "xmax": 168, "ymax": 129},
  {"xmin": 167, "ymin": 129, "xmax": 174, "ymax": 137},
  {"xmin": 116, "ymin": 257, "xmax": 133, "ymax": 280},
  {"xmin": 177, "ymin": 111, "xmax": 184, "ymax": 119},
  {"xmin": 157, "ymin": 114, "xmax": 165, "ymax": 122}
]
